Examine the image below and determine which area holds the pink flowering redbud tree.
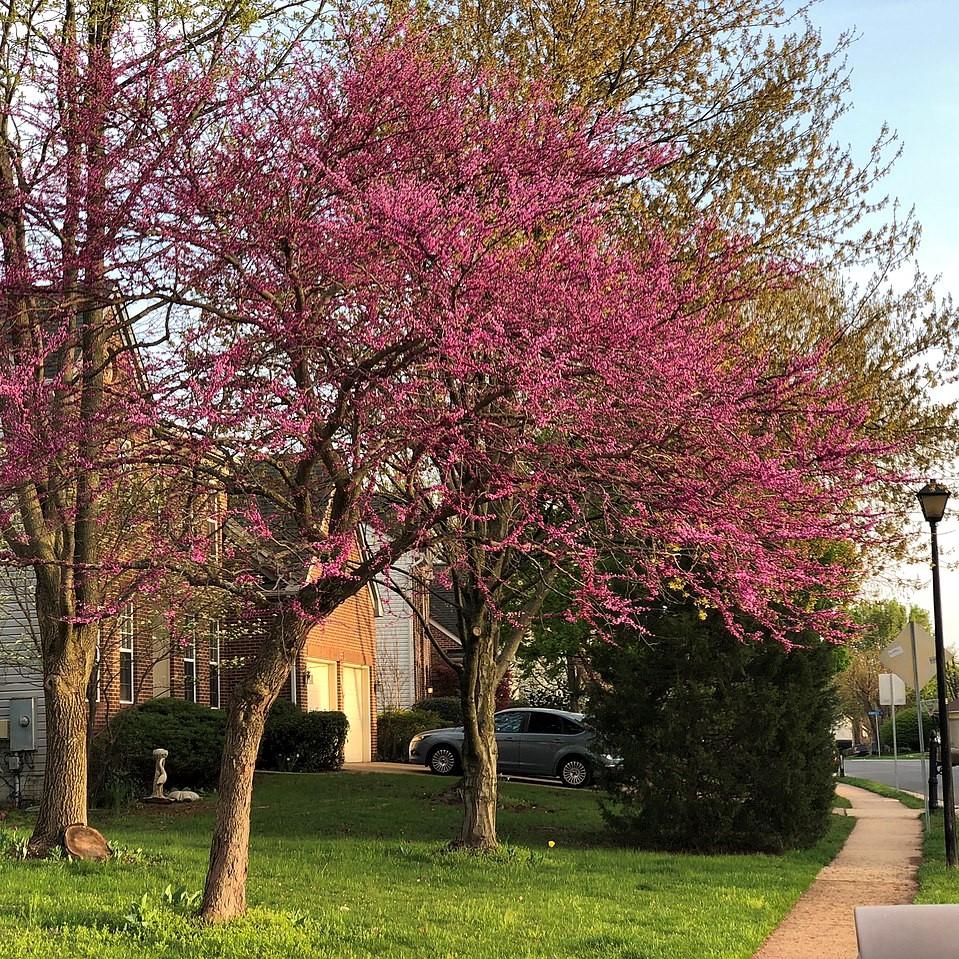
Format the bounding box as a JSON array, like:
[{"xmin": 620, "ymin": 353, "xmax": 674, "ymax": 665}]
[
  {"xmin": 141, "ymin": 23, "xmax": 897, "ymax": 916},
  {"xmin": 136, "ymin": 29, "xmax": 679, "ymax": 918},
  {"xmin": 417, "ymin": 221, "xmax": 895, "ymax": 848},
  {"xmin": 0, "ymin": 1, "xmax": 319, "ymax": 855},
  {"xmin": 0, "ymin": 3, "xmax": 192, "ymax": 853}
]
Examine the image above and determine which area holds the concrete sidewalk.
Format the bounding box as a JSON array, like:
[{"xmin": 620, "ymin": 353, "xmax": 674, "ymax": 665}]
[{"xmin": 753, "ymin": 784, "xmax": 923, "ymax": 959}]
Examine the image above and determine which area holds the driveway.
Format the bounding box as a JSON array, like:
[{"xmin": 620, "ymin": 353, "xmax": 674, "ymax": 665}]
[{"xmin": 344, "ymin": 760, "xmax": 571, "ymax": 789}]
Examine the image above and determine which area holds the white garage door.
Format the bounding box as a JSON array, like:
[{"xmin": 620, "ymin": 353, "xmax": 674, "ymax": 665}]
[
  {"xmin": 306, "ymin": 660, "xmax": 336, "ymax": 712},
  {"xmin": 342, "ymin": 664, "xmax": 371, "ymax": 763}
]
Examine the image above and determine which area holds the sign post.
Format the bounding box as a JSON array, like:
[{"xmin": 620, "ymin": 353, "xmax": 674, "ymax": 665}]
[
  {"xmin": 881, "ymin": 623, "xmax": 937, "ymax": 827},
  {"xmin": 868, "ymin": 709, "xmax": 883, "ymax": 756},
  {"xmin": 879, "ymin": 673, "xmax": 906, "ymax": 787}
]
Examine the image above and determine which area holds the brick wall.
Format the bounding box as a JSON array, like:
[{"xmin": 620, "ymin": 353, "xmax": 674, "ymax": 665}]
[{"xmin": 88, "ymin": 580, "xmax": 380, "ymax": 762}]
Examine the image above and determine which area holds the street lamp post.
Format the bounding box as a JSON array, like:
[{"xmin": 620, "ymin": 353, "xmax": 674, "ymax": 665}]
[{"xmin": 917, "ymin": 479, "xmax": 957, "ymax": 868}]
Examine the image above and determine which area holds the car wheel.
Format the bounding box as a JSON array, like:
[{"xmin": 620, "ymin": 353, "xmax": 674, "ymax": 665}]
[
  {"xmin": 427, "ymin": 745, "xmax": 459, "ymax": 776},
  {"xmin": 558, "ymin": 756, "xmax": 591, "ymax": 788}
]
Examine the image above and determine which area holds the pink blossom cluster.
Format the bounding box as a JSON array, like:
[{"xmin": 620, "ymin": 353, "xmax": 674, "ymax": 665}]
[{"xmin": 0, "ymin": 22, "xmax": 896, "ymax": 643}]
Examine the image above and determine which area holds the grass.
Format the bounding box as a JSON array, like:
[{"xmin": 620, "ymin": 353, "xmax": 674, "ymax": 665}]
[
  {"xmin": 833, "ymin": 792, "xmax": 852, "ymax": 809},
  {"xmin": 0, "ymin": 771, "xmax": 854, "ymax": 959},
  {"xmin": 916, "ymin": 813, "xmax": 959, "ymax": 903},
  {"xmin": 838, "ymin": 776, "xmax": 926, "ymax": 809}
]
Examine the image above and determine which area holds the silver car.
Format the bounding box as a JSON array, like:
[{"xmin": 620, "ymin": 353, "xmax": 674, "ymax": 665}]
[{"xmin": 408, "ymin": 707, "xmax": 611, "ymax": 787}]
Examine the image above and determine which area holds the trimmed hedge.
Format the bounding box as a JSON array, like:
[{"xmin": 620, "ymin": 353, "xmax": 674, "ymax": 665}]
[
  {"xmin": 90, "ymin": 696, "xmax": 347, "ymax": 806},
  {"xmin": 259, "ymin": 698, "xmax": 348, "ymax": 772},
  {"xmin": 90, "ymin": 698, "xmax": 226, "ymax": 804},
  {"xmin": 412, "ymin": 696, "xmax": 462, "ymax": 726},
  {"xmin": 377, "ymin": 708, "xmax": 443, "ymax": 761}
]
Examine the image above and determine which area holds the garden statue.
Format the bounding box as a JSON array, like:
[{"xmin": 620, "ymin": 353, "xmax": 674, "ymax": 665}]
[{"xmin": 150, "ymin": 748, "xmax": 169, "ymax": 800}]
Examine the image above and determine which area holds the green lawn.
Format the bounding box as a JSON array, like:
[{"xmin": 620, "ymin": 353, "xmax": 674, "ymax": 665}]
[
  {"xmin": 917, "ymin": 814, "xmax": 959, "ymax": 903},
  {"xmin": 0, "ymin": 772, "xmax": 853, "ymax": 959}
]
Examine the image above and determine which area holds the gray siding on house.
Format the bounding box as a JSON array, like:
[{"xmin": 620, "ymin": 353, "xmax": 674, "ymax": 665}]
[
  {"xmin": 375, "ymin": 557, "xmax": 416, "ymax": 709},
  {"xmin": 0, "ymin": 569, "xmax": 45, "ymax": 803}
]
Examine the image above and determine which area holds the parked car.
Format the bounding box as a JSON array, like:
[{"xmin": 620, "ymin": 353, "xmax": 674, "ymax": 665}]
[{"xmin": 407, "ymin": 707, "xmax": 617, "ymax": 787}]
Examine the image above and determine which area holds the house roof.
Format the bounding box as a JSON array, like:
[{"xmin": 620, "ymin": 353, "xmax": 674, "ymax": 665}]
[{"xmin": 428, "ymin": 578, "xmax": 462, "ymax": 645}]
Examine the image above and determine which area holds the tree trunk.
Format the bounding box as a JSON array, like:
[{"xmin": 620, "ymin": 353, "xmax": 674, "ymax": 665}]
[
  {"xmin": 200, "ymin": 689, "xmax": 271, "ymax": 922},
  {"xmin": 200, "ymin": 614, "xmax": 308, "ymax": 923},
  {"xmin": 29, "ymin": 616, "xmax": 91, "ymax": 855},
  {"xmin": 457, "ymin": 624, "xmax": 499, "ymax": 849}
]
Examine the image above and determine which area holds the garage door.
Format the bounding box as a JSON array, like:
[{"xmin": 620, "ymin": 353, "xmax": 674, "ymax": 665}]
[
  {"xmin": 342, "ymin": 664, "xmax": 371, "ymax": 763},
  {"xmin": 306, "ymin": 660, "xmax": 336, "ymax": 712}
]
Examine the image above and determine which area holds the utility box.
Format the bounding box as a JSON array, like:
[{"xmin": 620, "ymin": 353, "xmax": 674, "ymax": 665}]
[{"xmin": 9, "ymin": 698, "xmax": 36, "ymax": 752}]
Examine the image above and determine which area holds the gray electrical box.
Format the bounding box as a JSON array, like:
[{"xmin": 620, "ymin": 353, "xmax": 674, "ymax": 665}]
[{"xmin": 9, "ymin": 697, "xmax": 36, "ymax": 752}]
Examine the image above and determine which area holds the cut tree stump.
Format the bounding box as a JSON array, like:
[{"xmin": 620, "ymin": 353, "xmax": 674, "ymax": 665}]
[{"xmin": 63, "ymin": 824, "xmax": 110, "ymax": 861}]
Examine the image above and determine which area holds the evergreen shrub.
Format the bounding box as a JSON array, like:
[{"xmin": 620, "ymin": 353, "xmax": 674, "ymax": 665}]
[
  {"xmin": 412, "ymin": 696, "xmax": 463, "ymax": 726},
  {"xmin": 590, "ymin": 608, "xmax": 839, "ymax": 853},
  {"xmin": 877, "ymin": 705, "xmax": 936, "ymax": 753},
  {"xmin": 90, "ymin": 696, "xmax": 347, "ymax": 805}
]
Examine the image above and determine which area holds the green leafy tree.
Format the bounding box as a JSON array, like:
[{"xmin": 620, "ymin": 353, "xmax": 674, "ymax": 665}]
[{"xmin": 836, "ymin": 600, "xmax": 931, "ymax": 745}]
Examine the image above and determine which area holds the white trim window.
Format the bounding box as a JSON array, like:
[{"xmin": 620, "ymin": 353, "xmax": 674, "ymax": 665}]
[
  {"xmin": 119, "ymin": 604, "xmax": 135, "ymax": 704},
  {"xmin": 209, "ymin": 620, "xmax": 221, "ymax": 709},
  {"xmin": 184, "ymin": 618, "xmax": 197, "ymax": 703}
]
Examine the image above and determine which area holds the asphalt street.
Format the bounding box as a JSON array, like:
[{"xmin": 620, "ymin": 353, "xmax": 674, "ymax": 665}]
[{"xmin": 844, "ymin": 757, "xmax": 957, "ymax": 799}]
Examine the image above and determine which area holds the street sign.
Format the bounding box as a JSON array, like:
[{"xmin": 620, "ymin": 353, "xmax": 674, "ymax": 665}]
[
  {"xmin": 881, "ymin": 623, "xmax": 937, "ymax": 690},
  {"xmin": 879, "ymin": 673, "xmax": 906, "ymax": 706},
  {"xmin": 868, "ymin": 709, "xmax": 883, "ymax": 717}
]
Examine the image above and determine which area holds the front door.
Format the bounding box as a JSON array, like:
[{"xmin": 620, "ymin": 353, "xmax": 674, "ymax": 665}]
[{"xmin": 342, "ymin": 664, "xmax": 371, "ymax": 763}]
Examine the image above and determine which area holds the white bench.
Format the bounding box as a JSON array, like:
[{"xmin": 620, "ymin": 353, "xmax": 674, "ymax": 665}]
[{"xmin": 855, "ymin": 905, "xmax": 959, "ymax": 958}]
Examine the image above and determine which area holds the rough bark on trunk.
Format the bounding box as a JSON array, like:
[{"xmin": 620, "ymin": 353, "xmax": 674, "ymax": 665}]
[
  {"xmin": 457, "ymin": 623, "xmax": 499, "ymax": 849},
  {"xmin": 29, "ymin": 609, "xmax": 92, "ymax": 855},
  {"xmin": 200, "ymin": 689, "xmax": 271, "ymax": 922},
  {"xmin": 200, "ymin": 615, "xmax": 307, "ymax": 923}
]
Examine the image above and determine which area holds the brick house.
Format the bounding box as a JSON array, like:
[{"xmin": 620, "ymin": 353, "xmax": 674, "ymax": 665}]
[
  {"xmin": 0, "ymin": 293, "xmax": 380, "ymax": 799},
  {"xmin": 0, "ymin": 545, "xmax": 380, "ymax": 803}
]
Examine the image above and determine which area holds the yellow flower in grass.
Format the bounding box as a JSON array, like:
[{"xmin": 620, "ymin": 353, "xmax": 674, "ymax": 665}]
[{"xmin": 547, "ymin": 841, "xmax": 556, "ymax": 848}]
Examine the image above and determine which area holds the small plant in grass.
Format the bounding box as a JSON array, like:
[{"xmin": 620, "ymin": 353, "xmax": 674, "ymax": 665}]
[
  {"xmin": 162, "ymin": 884, "xmax": 203, "ymax": 911},
  {"xmin": 439, "ymin": 842, "xmax": 550, "ymax": 869},
  {"xmin": 111, "ymin": 842, "xmax": 159, "ymax": 866},
  {"xmin": 123, "ymin": 893, "xmax": 165, "ymax": 935},
  {"xmin": 123, "ymin": 885, "xmax": 203, "ymax": 935},
  {"xmin": 0, "ymin": 824, "xmax": 30, "ymax": 860}
]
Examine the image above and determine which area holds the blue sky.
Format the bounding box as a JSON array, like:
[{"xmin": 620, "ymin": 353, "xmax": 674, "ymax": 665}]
[
  {"xmin": 810, "ymin": 0, "xmax": 958, "ymax": 294},
  {"xmin": 806, "ymin": 2, "xmax": 959, "ymax": 642}
]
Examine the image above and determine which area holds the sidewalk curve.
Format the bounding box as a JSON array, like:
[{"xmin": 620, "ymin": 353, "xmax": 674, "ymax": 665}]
[{"xmin": 753, "ymin": 783, "xmax": 922, "ymax": 959}]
